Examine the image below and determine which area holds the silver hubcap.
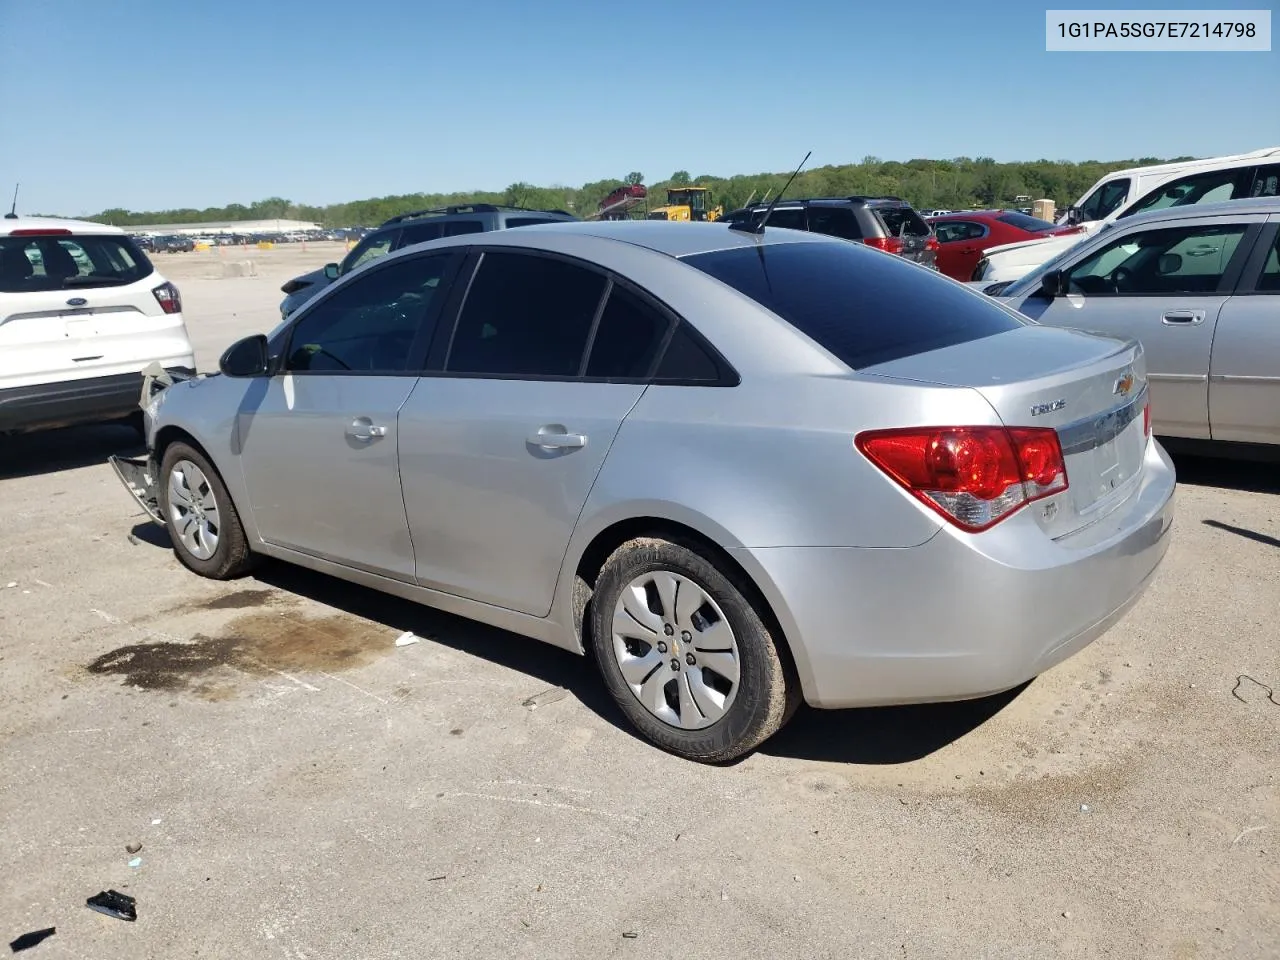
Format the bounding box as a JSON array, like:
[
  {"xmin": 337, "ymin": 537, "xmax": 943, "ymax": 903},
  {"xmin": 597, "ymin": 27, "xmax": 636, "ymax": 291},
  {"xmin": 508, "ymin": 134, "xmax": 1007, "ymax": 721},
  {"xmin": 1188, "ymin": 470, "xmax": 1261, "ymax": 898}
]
[
  {"xmin": 167, "ymin": 460, "xmax": 220, "ymax": 560},
  {"xmin": 611, "ymin": 570, "xmax": 740, "ymax": 730}
]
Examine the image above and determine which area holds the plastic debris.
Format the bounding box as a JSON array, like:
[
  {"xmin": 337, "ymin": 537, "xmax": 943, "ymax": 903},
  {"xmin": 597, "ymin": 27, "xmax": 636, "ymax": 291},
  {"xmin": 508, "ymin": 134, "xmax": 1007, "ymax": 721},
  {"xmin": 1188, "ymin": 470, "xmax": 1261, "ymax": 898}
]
[
  {"xmin": 522, "ymin": 687, "xmax": 568, "ymax": 709},
  {"xmin": 128, "ymin": 857, "xmax": 142, "ymax": 868},
  {"xmin": 394, "ymin": 631, "xmax": 420, "ymax": 647},
  {"xmin": 5, "ymin": 582, "xmax": 15, "ymax": 588},
  {"xmin": 125, "ymin": 841, "xmax": 142, "ymax": 854},
  {"xmin": 9, "ymin": 928, "xmax": 56, "ymax": 952},
  {"xmin": 1079, "ymin": 804, "xmax": 1091, "ymax": 813},
  {"xmin": 151, "ymin": 818, "xmax": 162, "ymax": 825},
  {"xmin": 86, "ymin": 890, "xmax": 136, "ymax": 922},
  {"xmin": 622, "ymin": 931, "xmax": 638, "ymax": 939}
]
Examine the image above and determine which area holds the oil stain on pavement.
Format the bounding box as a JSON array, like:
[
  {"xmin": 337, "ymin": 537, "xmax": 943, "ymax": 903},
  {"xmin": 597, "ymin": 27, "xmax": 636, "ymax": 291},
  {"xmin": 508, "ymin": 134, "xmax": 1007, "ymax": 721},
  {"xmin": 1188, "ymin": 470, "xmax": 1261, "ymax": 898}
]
[{"xmin": 84, "ymin": 609, "xmax": 392, "ymax": 698}]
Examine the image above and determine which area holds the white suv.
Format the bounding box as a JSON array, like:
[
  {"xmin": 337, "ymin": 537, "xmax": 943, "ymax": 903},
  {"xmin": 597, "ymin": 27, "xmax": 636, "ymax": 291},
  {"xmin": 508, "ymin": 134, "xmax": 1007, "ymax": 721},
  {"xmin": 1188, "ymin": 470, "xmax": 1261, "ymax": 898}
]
[
  {"xmin": 972, "ymin": 147, "xmax": 1280, "ymax": 286},
  {"xmin": 0, "ymin": 216, "xmax": 196, "ymax": 435}
]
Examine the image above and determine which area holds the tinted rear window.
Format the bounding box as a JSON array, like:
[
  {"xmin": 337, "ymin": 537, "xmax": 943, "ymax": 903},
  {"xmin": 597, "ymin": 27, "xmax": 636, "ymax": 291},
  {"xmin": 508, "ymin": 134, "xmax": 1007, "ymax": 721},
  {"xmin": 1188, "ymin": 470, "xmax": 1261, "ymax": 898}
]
[
  {"xmin": 0, "ymin": 235, "xmax": 153, "ymax": 293},
  {"xmin": 872, "ymin": 206, "xmax": 930, "ymax": 237},
  {"xmin": 681, "ymin": 241, "xmax": 1023, "ymax": 370},
  {"xmin": 996, "ymin": 212, "xmax": 1058, "ymax": 232}
]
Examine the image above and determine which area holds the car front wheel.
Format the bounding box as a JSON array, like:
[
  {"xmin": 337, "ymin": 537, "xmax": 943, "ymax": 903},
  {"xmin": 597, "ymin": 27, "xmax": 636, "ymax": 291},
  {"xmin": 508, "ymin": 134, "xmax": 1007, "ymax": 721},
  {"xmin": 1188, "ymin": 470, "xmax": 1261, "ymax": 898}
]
[
  {"xmin": 158, "ymin": 441, "xmax": 255, "ymax": 579},
  {"xmin": 588, "ymin": 536, "xmax": 799, "ymax": 763}
]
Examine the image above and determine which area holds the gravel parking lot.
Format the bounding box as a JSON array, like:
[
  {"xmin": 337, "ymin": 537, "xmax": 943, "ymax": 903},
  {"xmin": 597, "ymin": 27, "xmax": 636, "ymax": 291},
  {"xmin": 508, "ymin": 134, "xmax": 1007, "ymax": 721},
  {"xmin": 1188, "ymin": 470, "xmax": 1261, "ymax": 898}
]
[{"xmin": 1, "ymin": 244, "xmax": 1277, "ymax": 959}]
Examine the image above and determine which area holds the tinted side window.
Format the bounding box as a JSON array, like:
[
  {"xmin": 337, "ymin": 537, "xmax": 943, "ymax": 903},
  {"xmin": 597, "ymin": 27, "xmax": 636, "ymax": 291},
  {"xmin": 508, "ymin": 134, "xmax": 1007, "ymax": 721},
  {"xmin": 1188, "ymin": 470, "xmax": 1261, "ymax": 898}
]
[
  {"xmin": 505, "ymin": 217, "xmax": 565, "ymax": 229},
  {"xmin": 1064, "ymin": 224, "xmax": 1250, "ymax": 296},
  {"xmin": 1121, "ymin": 168, "xmax": 1250, "ymax": 219},
  {"xmin": 682, "ymin": 242, "xmax": 1023, "ymax": 370},
  {"xmin": 399, "ymin": 222, "xmax": 445, "ymax": 246},
  {"xmin": 1249, "ymin": 164, "xmax": 1280, "ymax": 197},
  {"xmin": 287, "ymin": 254, "xmax": 453, "ymax": 373},
  {"xmin": 584, "ymin": 285, "xmax": 671, "ymax": 379},
  {"xmin": 445, "ymin": 220, "xmax": 484, "ymax": 236},
  {"xmin": 445, "ymin": 252, "xmax": 607, "ymax": 377},
  {"xmin": 763, "ymin": 209, "xmax": 806, "ymax": 230},
  {"xmin": 805, "ymin": 207, "xmax": 862, "ymax": 240},
  {"xmin": 934, "ymin": 221, "xmax": 985, "ymax": 243},
  {"xmin": 653, "ymin": 322, "xmax": 724, "ymax": 382},
  {"xmin": 1077, "ymin": 179, "xmax": 1130, "ymax": 221},
  {"xmin": 1253, "ymin": 230, "xmax": 1280, "ymax": 292}
]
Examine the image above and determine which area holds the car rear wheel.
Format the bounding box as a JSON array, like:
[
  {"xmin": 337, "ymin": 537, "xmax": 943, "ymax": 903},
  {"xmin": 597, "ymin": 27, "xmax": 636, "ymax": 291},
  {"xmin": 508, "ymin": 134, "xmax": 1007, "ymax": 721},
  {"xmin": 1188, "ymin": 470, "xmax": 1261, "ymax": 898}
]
[
  {"xmin": 159, "ymin": 441, "xmax": 255, "ymax": 579},
  {"xmin": 588, "ymin": 537, "xmax": 798, "ymax": 763}
]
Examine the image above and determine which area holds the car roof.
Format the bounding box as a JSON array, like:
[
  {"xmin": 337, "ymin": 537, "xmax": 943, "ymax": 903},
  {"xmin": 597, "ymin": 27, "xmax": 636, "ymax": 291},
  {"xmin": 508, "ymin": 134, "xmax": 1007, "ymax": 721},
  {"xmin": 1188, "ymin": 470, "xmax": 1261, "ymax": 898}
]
[
  {"xmin": 1112, "ymin": 195, "xmax": 1280, "ymax": 227},
  {"xmin": 0, "ymin": 216, "xmax": 125, "ymax": 237},
  {"xmin": 396, "ymin": 219, "xmax": 835, "ymax": 260}
]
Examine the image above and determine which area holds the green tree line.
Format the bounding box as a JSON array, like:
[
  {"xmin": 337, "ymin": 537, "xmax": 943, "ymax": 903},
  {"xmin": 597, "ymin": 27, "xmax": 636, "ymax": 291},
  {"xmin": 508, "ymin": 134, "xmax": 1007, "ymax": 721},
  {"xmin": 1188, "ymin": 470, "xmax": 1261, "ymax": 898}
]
[{"xmin": 76, "ymin": 155, "xmax": 1193, "ymax": 228}]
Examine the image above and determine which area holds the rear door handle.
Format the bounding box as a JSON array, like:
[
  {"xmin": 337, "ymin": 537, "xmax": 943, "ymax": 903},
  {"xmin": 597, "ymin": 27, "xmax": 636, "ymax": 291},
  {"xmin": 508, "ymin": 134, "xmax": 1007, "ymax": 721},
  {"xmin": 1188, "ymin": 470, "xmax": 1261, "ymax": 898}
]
[
  {"xmin": 1162, "ymin": 310, "xmax": 1205, "ymax": 325},
  {"xmin": 347, "ymin": 417, "xmax": 388, "ymax": 441},
  {"xmin": 528, "ymin": 425, "xmax": 587, "ymax": 449}
]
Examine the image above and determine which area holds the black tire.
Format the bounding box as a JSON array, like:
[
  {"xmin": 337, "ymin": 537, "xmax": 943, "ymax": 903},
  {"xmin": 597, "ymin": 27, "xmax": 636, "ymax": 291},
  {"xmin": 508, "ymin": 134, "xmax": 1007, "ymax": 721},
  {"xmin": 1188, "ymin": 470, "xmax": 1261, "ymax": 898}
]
[
  {"xmin": 158, "ymin": 441, "xmax": 255, "ymax": 579},
  {"xmin": 588, "ymin": 536, "xmax": 799, "ymax": 763}
]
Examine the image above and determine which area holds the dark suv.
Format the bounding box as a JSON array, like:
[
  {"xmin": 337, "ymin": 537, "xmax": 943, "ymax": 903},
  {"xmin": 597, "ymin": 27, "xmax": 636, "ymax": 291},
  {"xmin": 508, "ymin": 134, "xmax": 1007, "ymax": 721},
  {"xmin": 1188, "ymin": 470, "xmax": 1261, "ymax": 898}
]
[
  {"xmin": 719, "ymin": 196, "xmax": 938, "ymax": 269},
  {"xmin": 279, "ymin": 204, "xmax": 579, "ymax": 318}
]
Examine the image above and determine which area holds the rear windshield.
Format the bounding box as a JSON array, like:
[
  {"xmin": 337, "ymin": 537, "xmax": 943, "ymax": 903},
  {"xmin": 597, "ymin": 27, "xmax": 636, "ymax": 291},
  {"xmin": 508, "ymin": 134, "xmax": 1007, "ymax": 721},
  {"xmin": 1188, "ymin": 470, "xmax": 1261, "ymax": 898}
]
[
  {"xmin": 996, "ymin": 212, "xmax": 1058, "ymax": 232},
  {"xmin": 871, "ymin": 205, "xmax": 931, "ymax": 238},
  {"xmin": 681, "ymin": 241, "xmax": 1024, "ymax": 370},
  {"xmin": 0, "ymin": 234, "xmax": 153, "ymax": 293}
]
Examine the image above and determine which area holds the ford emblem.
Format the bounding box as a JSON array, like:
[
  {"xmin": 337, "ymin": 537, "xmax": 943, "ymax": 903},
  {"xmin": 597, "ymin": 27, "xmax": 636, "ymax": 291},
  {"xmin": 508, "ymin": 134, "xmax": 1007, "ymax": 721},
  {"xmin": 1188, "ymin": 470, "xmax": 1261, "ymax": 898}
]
[{"xmin": 66, "ymin": 297, "xmax": 88, "ymax": 307}]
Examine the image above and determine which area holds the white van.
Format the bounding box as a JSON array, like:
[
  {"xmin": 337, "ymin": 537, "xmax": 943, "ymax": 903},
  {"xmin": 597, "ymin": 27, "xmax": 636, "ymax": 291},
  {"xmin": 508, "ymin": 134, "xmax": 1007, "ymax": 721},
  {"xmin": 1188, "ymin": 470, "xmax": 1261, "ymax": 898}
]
[
  {"xmin": 0, "ymin": 217, "xmax": 196, "ymax": 435},
  {"xmin": 972, "ymin": 146, "xmax": 1280, "ymax": 285}
]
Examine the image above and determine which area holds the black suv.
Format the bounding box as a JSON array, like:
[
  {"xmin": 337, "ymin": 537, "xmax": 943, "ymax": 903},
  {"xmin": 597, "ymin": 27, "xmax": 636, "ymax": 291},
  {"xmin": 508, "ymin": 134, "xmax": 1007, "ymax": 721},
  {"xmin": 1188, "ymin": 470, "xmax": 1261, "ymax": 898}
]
[
  {"xmin": 279, "ymin": 204, "xmax": 579, "ymax": 318},
  {"xmin": 720, "ymin": 196, "xmax": 938, "ymax": 269}
]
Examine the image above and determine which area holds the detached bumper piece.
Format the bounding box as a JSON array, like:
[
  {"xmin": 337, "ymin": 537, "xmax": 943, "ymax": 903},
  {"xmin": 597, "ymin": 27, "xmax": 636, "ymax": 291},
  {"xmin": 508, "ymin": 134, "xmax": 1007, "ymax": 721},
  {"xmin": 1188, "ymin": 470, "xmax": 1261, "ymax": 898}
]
[{"xmin": 109, "ymin": 454, "xmax": 164, "ymax": 525}]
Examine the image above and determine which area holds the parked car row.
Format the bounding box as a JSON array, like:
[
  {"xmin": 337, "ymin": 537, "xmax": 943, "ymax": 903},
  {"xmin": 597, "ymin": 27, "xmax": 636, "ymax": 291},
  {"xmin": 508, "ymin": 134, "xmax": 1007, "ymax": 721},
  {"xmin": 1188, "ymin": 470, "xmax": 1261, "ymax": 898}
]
[{"xmin": 107, "ymin": 216, "xmax": 1176, "ymax": 763}]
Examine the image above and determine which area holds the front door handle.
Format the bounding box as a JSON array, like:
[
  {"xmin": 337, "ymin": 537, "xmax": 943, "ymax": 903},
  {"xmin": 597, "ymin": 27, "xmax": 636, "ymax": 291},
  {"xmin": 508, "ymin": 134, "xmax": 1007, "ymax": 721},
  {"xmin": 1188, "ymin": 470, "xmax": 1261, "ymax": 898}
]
[
  {"xmin": 528, "ymin": 424, "xmax": 587, "ymax": 449},
  {"xmin": 347, "ymin": 417, "xmax": 388, "ymax": 441},
  {"xmin": 1162, "ymin": 310, "xmax": 1205, "ymax": 325}
]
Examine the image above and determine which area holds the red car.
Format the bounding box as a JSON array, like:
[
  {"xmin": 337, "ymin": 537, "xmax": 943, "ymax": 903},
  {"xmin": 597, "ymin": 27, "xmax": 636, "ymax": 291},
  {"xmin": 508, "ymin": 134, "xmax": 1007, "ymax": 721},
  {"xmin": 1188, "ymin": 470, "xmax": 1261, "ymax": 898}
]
[{"xmin": 925, "ymin": 210, "xmax": 1083, "ymax": 281}]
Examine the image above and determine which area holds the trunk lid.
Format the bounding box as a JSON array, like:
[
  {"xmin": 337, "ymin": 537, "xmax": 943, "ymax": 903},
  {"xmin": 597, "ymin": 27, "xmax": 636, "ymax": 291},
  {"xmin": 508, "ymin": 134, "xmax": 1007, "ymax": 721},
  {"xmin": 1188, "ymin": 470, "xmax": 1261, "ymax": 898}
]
[{"xmin": 860, "ymin": 326, "xmax": 1149, "ymax": 539}]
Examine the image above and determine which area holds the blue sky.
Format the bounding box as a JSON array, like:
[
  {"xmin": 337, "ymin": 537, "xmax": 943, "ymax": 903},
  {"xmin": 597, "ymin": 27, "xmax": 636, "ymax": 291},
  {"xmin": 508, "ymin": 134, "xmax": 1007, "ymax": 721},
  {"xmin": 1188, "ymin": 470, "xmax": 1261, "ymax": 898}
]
[{"xmin": 0, "ymin": 0, "xmax": 1275, "ymax": 215}]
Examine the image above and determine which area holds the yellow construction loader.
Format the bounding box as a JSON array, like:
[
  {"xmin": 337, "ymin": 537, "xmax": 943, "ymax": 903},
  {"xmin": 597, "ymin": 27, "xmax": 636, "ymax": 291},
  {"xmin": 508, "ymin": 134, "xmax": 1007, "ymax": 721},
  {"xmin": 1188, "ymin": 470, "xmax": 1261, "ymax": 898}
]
[{"xmin": 647, "ymin": 186, "xmax": 723, "ymax": 222}]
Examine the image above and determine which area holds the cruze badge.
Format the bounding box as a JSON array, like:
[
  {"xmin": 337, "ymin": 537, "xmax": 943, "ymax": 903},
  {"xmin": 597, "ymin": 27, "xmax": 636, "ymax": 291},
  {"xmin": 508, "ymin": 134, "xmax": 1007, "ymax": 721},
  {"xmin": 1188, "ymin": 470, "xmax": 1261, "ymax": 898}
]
[
  {"xmin": 1030, "ymin": 398, "xmax": 1067, "ymax": 417},
  {"xmin": 1113, "ymin": 371, "xmax": 1135, "ymax": 396}
]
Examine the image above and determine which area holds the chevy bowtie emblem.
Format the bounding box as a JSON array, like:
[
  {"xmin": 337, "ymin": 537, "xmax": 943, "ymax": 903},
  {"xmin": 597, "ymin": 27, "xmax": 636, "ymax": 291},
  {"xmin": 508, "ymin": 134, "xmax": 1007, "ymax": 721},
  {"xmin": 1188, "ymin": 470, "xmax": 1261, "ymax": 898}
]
[{"xmin": 1113, "ymin": 371, "xmax": 1135, "ymax": 396}]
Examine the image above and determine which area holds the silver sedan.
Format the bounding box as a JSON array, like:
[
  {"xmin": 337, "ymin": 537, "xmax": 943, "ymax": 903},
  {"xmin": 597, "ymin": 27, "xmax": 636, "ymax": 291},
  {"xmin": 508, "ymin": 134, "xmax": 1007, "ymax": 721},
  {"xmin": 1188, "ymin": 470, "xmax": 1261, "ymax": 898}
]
[{"xmin": 111, "ymin": 220, "xmax": 1176, "ymax": 762}]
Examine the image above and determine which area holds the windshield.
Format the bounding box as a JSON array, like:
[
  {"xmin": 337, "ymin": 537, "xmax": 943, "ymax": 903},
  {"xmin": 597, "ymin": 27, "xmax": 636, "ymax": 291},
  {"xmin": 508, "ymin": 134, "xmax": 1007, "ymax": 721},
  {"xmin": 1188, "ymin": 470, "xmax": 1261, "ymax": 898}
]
[{"xmin": 1000, "ymin": 225, "xmax": 1112, "ymax": 298}]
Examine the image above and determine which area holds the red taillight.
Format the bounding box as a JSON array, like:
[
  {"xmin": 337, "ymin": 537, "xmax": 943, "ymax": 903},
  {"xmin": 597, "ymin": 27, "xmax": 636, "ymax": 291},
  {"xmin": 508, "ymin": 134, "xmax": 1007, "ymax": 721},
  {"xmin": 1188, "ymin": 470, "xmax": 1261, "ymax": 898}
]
[
  {"xmin": 9, "ymin": 228, "xmax": 72, "ymax": 236},
  {"xmin": 864, "ymin": 236, "xmax": 904, "ymax": 254},
  {"xmin": 924, "ymin": 235, "xmax": 939, "ymax": 252},
  {"xmin": 855, "ymin": 425, "xmax": 1068, "ymax": 532},
  {"xmin": 1143, "ymin": 398, "xmax": 1151, "ymax": 437},
  {"xmin": 152, "ymin": 281, "xmax": 182, "ymax": 315}
]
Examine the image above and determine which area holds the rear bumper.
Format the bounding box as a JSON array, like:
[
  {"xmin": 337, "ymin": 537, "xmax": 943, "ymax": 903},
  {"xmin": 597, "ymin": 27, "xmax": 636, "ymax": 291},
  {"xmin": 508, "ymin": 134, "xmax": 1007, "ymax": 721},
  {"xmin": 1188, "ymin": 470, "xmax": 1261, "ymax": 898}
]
[
  {"xmin": 734, "ymin": 440, "xmax": 1177, "ymax": 709},
  {"xmin": 0, "ymin": 367, "xmax": 195, "ymax": 433}
]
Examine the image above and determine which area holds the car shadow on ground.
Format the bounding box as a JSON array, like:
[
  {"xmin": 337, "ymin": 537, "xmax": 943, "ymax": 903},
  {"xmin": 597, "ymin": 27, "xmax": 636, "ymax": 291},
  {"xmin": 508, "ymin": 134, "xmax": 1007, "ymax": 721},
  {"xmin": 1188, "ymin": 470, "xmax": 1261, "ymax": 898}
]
[
  {"xmin": 0, "ymin": 423, "xmax": 143, "ymax": 480},
  {"xmin": 133, "ymin": 522, "xmax": 1028, "ymax": 766},
  {"xmin": 1166, "ymin": 449, "xmax": 1280, "ymax": 494}
]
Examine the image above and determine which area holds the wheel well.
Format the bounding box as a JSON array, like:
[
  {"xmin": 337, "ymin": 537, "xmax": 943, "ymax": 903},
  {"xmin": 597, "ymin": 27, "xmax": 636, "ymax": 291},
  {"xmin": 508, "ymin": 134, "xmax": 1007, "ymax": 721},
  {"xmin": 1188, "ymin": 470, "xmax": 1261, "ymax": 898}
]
[
  {"xmin": 153, "ymin": 426, "xmax": 213, "ymax": 467},
  {"xmin": 573, "ymin": 517, "xmax": 800, "ymax": 683}
]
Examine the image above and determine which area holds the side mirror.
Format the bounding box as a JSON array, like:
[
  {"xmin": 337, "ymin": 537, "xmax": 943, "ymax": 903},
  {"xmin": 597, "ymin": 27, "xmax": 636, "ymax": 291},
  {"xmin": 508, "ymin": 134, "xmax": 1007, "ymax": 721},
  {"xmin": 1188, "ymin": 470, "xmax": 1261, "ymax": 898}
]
[
  {"xmin": 1064, "ymin": 206, "xmax": 1082, "ymax": 226},
  {"xmin": 1039, "ymin": 269, "xmax": 1064, "ymax": 300},
  {"xmin": 219, "ymin": 334, "xmax": 270, "ymax": 378},
  {"xmin": 323, "ymin": 262, "xmax": 340, "ymax": 281}
]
